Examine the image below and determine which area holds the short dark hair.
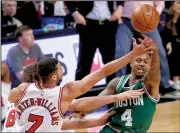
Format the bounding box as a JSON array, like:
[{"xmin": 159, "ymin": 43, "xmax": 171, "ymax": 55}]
[
  {"xmin": 38, "ymin": 58, "xmax": 59, "ymax": 83},
  {"xmin": 14, "ymin": 25, "xmax": 32, "ymax": 39},
  {"xmin": 21, "ymin": 58, "xmax": 59, "ymax": 84}
]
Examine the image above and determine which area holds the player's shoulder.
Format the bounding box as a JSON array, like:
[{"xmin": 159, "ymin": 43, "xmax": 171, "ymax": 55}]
[
  {"xmin": 106, "ymin": 77, "xmax": 121, "ymax": 90},
  {"xmin": 18, "ymin": 82, "xmax": 31, "ymax": 89},
  {"xmin": 8, "ymin": 83, "xmax": 30, "ymax": 103},
  {"xmin": 15, "ymin": 82, "xmax": 30, "ymax": 92},
  {"xmin": 110, "ymin": 77, "xmax": 121, "ymax": 86}
]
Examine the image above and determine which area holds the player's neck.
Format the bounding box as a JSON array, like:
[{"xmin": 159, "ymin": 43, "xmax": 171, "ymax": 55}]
[
  {"xmin": 41, "ymin": 82, "xmax": 57, "ymax": 89},
  {"xmin": 130, "ymin": 73, "xmax": 143, "ymax": 84}
]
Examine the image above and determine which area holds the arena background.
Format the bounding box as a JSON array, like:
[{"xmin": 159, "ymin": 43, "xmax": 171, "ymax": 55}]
[{"xmin": 1, "ymin": 1, "xmax": 180, "ymax": 132}]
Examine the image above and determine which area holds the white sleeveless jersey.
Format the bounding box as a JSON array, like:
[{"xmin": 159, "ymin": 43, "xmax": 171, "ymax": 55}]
[
  {"xmin": 15, "ymin": 83, "xmax": 65, "ymax": 132},
  {"xmin": 1, "ymin": 81, "xmax": 11, "ymax": 121}
]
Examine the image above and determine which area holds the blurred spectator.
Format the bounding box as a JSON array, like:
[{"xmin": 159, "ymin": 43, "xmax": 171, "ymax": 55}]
[
  {"xmin": 46, "ymin": 1, "xmax": 67, "ymax": 16},
  {"xmin": 32, "ymin": 1, "xmax": 67, "ymax": 17},
  {"xmin": 36, "ymin": 1, "xmax": 67, "ymax": 31},
  {"xmin": 115, "ymin": 1, "xmax": 176, "ymax": 96},
  {"xmin": 1, "ymin": 62, "xmax": 11, "ymax": 122},
  {"xmin": 161, "ymin": 1, "xmax": 180, "ymax": 91},
  {"xmin": 66, "ymin": 1, "xmax": 124, "ymax": 84},
  {"xmin": 33, "ymin": 1, "xmax": 54, "ymax": 17},
  {"xmin": 15, "ymin": 1, "xmax": 67, "ymax": 30},
  {"xmin": 158, "ymin": 1, "xmax": 174, "ymax": 32},
  {"xmin": 15, "ymin": 1, "xmax": 41, "ymax": 29},
  {"xmin": 2, "ymin": 0, "xmax": 22, "ymax": 37},
  {"xmin": 6, "ymin": 26, "xmax": 46, "ymax": 88}
]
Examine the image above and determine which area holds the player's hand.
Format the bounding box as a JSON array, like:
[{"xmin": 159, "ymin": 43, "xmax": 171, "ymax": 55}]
[
  {"xmin": 139, "ymin": 34, "xmax": 157, "ymax": 52},
  {"xmin": 98, "ymin": 110, "xmax": 116, "ymax": 125},
  {"xmin": 73, "ymin": 11, "xmax": 86, "ymax": 25},
  {"xmin": 109, "ymin": 6, "xmax": 122, "ymax": 21},
  {"xmin": 68, "ymin": 112, "xmax": 86, "ymax": 120},
  {"xmin": 132, "ymin": 36, "xmax": 155, "ymax": 56},
  {"xmin": 115, "ymin": 89, "xmax": 144, "ymax": 102}
]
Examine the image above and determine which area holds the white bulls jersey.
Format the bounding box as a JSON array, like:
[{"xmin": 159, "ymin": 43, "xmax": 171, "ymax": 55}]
[{"xmin": 14, "ymin": 83, "xmax": 65, "ymax": 132}]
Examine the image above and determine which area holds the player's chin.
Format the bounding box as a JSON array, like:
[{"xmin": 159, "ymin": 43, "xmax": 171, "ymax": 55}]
[{"xmin": 136, "ymin": 72, "xmax": 146, "ymax": 76}]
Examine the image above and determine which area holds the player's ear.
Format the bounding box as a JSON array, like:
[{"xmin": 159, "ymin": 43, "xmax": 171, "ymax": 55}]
[{"xmin": 52, "ymin": 74, "xmax": 57, "ymax": 81}]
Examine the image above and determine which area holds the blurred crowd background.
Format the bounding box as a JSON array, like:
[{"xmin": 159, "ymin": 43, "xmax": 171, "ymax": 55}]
[{"xmin": 1, "ymin": 0, "xmax": 180, "ymax": 123}]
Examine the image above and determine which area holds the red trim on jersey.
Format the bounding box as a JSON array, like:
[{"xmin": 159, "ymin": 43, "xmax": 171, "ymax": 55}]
[
  {"xmin": 15, "ymin": 84, "xmax": 30, "ymax": 107},
  {"xmin": 58, "ymin": 87, "xmax": 65, "ymax": 119},
  {"xmin": 35, "ymin": 83, "xmax": 42, "ymax": 91}
]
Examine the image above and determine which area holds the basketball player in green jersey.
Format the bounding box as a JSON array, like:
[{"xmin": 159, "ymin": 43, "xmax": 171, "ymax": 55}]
[
  {"xmin": 99, "ymin": 35, "xmax": 160, "ymax": 133},
  {"xmin": 70, "ymin": 35, "xmax": 160, "ymax": 133}
]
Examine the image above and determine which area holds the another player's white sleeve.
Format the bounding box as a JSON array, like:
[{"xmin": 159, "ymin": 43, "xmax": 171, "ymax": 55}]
[{"xmin": 3, "ymin": 103, "xmax": 17, "ymax": 132}]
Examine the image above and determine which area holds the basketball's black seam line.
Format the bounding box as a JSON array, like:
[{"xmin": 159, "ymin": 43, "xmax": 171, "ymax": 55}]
[
  {"xmin": 141, "ymin": 5, "xmax": 151, "ymax": 27},
  {"xmin": 132, "ymin": 14, "xmax": 149, "ymax": 32},
  {"xmin": 141, "ymin": 5, "xmax": 156, "ymax": 27},
  {"xmin": 132, "ymin": 12, "xmax": 146, "ymax": 30},
  {"xmin": 132, "ymin": 12, "xmax": 151, "ymax": 32},
  {"xmin": 148, "ymin": 5, "xmax": 154, "ymax": 29},
  {"xmin": 132, "ymin": 16, "xmax": 154, "ymax": 33}
]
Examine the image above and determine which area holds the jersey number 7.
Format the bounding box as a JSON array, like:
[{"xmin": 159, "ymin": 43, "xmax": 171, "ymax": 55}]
[
  {"xmin": 25, "ymin": 114, "xmax": 44, "ymax": 133},
  {"xmin": 5, "ymin": 110, "xmax": 43, "ymax": 132}
]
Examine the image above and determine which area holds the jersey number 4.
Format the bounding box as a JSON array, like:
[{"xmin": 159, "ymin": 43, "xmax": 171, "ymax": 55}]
[
  {"xmin": 121, "ymin": 109, "xmax": 132, "ymax": 126},
  {"xmin": 25, "ymin": 114, "xmax": 44, "ymax": 133}
]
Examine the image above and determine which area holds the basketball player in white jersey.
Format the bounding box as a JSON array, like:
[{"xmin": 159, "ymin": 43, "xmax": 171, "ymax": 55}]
[
  {"xmin": 3, "ymin": 61, "xmax": 145, "ymax": 132},
  {"xmin": 1, "ymin": 62, "xmax": 11, "ymax": 122},
  {"xmin": 7, "ymin": 38, "xmax": 154, "ymax": 132}
]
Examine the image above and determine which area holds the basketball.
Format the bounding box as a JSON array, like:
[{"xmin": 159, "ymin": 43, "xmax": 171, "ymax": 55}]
[{"xmin": 131, "ymin": 4, "xmax": 160, "ymax": 33}]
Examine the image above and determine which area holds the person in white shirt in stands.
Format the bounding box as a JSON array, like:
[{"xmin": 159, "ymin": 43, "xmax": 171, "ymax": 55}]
[{"xmin": 115, "ymin": 1, "xmax": 177, "ymax": 98}]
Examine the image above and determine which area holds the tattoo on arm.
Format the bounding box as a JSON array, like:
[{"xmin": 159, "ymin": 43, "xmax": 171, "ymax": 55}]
[{"xmin": 99, "ymin": 77, "xmax": 120, "ymax": 96}]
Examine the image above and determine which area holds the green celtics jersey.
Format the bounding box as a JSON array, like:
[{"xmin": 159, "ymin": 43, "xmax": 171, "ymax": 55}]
[{"xmin": 110, "ymin": 75, "xmax": 159, "ymax": 133}]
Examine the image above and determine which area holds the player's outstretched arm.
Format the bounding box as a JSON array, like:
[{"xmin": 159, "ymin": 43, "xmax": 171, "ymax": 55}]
[
  {"xmin": 64, "ymin": 40, "xmax": 153, "ymax": 101},
  {"xmin": 139, "ymin": 35, "xmax": 160, "ymax": 100},
  {"xmin": 61, "ymin": 110, "xmax": 115, "ymax": 130},
  {"xmin": 66, "ymin": 77, "xmax": 119, "ymax": 114},
  {"xmin": 68, "ymin": 89, "xmax": 144, "ymax": 112}
]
